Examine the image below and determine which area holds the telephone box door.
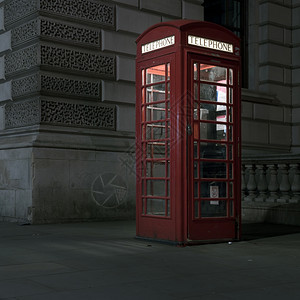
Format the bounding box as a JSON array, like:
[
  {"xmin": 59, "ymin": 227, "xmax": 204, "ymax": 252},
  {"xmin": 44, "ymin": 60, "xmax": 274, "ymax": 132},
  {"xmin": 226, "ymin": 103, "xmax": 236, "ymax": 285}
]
[{"xmin": 188, "ymin": 54, "xmax": 241, "ymax": 242}]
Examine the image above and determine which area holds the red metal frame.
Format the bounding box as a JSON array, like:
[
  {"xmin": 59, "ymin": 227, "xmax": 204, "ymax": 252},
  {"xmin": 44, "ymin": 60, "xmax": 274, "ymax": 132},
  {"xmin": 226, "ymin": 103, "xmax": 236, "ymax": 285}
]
[{"xmin": 136, "ymin": 20, "xmax": 241, "ymax": 245}]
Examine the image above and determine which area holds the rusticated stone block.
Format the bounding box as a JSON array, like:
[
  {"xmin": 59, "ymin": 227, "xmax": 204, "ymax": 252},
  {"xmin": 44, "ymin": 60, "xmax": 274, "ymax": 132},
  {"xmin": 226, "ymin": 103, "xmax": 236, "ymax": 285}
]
[
  {"xmin": 40, "ymin": 45, "xmax": 115, "ymax": 77},
  {"xmin": 5, "ymin": 0, "xmax": 114, "ymax": 27},
  {"xmin": 5, "ymin": 98, "xmax": 116, "ymax": 130},
  {"xmin": 39, "ymin": 0, "xmax": 114, "ymax": 26},
  {"xmin": 5, "ymin": 44, "xmax": 39, "ymax": 76}
]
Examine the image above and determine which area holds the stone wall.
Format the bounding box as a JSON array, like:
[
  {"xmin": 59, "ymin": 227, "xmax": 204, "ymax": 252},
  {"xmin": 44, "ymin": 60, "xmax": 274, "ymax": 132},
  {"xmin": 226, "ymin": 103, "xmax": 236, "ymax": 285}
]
[{"xmin": 0, "ymin": 0, "xmax": 204, "ymax": 223}]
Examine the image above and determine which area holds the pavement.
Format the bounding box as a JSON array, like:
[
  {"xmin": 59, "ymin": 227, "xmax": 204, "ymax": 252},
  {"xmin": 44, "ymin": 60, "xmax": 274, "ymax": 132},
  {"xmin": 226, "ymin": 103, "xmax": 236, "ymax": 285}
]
[{"xmin": 0, "ymin": 220, "xmax": 300, "ymax": 300}]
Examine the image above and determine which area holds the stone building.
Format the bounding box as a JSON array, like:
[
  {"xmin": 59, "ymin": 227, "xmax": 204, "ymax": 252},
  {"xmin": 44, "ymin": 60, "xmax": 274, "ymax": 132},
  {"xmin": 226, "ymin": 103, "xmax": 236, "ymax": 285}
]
[{"xmin": 0, "ymin": 0, "xmax": 299, "ymax": 224}]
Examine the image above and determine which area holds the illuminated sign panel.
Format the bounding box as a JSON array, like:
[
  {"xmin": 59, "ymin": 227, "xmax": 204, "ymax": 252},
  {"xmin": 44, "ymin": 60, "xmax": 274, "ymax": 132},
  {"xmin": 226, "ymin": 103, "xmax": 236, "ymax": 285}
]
[
  {"xmin": 142, "ymin": 36, "xmax": 175, "ymax": 54},
  {"xmin": 188, "ymin": 35, "xmax": 233, "ymax": 53}
]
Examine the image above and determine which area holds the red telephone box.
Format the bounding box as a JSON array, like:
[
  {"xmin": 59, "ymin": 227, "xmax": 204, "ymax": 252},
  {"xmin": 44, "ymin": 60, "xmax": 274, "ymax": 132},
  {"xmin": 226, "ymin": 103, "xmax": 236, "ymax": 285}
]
[{"xmin": 135, "ymin": 20, "xmax": 241, "ymax": 245}]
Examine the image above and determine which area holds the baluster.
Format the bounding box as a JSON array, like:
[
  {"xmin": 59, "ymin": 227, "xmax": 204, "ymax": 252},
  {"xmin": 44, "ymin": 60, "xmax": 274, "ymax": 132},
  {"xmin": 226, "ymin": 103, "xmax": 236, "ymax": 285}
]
[
  {"xmin": 255, "ymin": 164, "xmax": 268, "ymax": 202},
  {"xmin": 290, "ymin": 163, "xmax": 300, "ymax": 203},
  {"xmin": 278, "ymin": 164, "xmax": 291, "ymax": 203},
  {"xmin": 241, "ymin": 164, "xmax": 246, "ymax": 200},
  {"xmin": 266, "ymin": 164, "xmax": 279, "ymax": 202},
  {"xmin": 244, "ymin": 164, "xmax": 257, "ymax": 201}
]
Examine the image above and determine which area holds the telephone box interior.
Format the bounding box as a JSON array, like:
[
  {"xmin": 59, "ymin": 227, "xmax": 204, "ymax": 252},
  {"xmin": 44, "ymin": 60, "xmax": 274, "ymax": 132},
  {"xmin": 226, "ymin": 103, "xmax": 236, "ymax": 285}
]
[{"xmin": 135, "ymin": 20, "xmax": 241, "ymax": 245}]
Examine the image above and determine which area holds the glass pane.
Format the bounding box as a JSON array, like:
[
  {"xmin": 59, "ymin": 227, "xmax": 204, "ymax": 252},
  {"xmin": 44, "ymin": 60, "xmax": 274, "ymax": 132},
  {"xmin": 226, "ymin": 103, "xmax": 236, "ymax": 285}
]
[
  {"xmin": 194, "ymin": 200, "xmax": 199, "ymax": 218},
  {"xmin": 200, "ymin": 143, "xmax": 227, "ymax": 159},
  {"xmin": 201, "ymin": 181, "xmax": 227, "ymax": 198},
  {"xmin": 146, "ymin": 198, "xmax": 165, "ymax": 215},
  {"xmin": 194, "ymin": 142, "xmax": 199, "ymax": 158},
  {"xmin": 200, "ymin": 84, "xmax": 227, "ymax": 103},
  {"xmin": 147, "ymin": 142, "xmax": 165, "ymax": 159},
  {"xmin": 228, "ymin": 106, "xmax": 233, "ymax": 123},
  {"xmin": 194, "ymin": 83, "xmax": 199, "ymax": 100},
  {"xmin": 229, "ymin": 88, "xmax": 233, "ymax": 104},
  {"xmin": 147, "ymin": 180, "xmax": 166, "ymax": 196},
  {"xmin": 146, "ymin": 83, "xmax": 165, "ymax": 103},
  {"xmin": 229, "ymin": 69, "xmax": 233, "ymax": 85},
  {"xmin": 229, "ymin": 164, "xmax": 233, "ymax": 179},
  {"xmin": 146, "ymin": 103, "xmax": 166, "ymax": 121},
  {"xmin": 230, "ymin": 200, "xmax": 234, "ymax": 217},
  {"xmin": 194, "ymin": 63, "xmax": 198, "ymax": 80},
  {"xmin": 201, "ymin": 200, "xmax": 227, "ymax": 218},
  {"xmin": 146, "ymin": 122, "xmax": 166, "ymax": 140},
  {"xmin": 194, "ymin": 101, "xmax": 199, "ymax": 119},
  {"xmin": 146, "ymin": 64, "xmax": 165, "ymax": 84},
  {"xmin": 200, "ymin": 122, "xmax": 227, "ymax": 141},
  {"xmin": 194, "ymin": 181, "xmax": 199, "ymax": 197},
  {"xmin": 229, "ymin": 182, "xmax": 234, "ymax": 198},
  {"xmin": 200, "ymin": 65, "xmax": 227, "ymax": 83},
  {"xmin": 200, "ymin": 103, "xmax": 227, "ymax": 122},
  {"xmin": 146, "ymin": 161, "xmax": 166, "ymax": 178},
  {"xmin": 201, "ymin": 162, "xmax": 227, "ymax": 179},
  {"xmin": 142, "ymin": 69, "xmax": 145, "ymax": 86},
  {"xmin": 194, "ymin": 161, "xmax": 199, "ymax": 178},
  {"xmin": 167, "ymin": 83, "xmax": 170, "ymax": 99},
  {"xmin": 167, "ymin": 63, "xmax": 170, "ymax": 80}
]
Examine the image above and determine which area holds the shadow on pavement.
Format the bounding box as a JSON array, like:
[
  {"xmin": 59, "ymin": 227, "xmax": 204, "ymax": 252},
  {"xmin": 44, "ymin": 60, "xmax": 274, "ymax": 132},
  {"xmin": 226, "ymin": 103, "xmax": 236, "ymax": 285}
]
[{"xmin": 241, "ymin": 222, "xmax": 300, "ymax": 241}]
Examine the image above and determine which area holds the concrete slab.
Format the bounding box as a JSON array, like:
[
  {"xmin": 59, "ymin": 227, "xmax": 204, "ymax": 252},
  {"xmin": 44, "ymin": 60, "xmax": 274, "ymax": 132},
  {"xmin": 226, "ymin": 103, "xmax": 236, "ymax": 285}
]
[{"xmin": 0, "ymin": 221, "xmax": 299, "ymax": 299}]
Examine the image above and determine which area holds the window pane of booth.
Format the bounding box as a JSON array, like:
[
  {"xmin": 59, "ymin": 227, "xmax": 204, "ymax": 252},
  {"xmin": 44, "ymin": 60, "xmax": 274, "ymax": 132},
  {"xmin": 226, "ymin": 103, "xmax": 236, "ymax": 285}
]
[
  {"xmin": 200, "ymin": 64, "xmax": 227, "ymax": 83},
  {"xmin": 146, "ymin": 122, "xmax": 166, "ymax": 140},
  {"xmin": 146, "ymin": 161, "xmax": 166, "ymax": 178},
  {"xmin": 147, "ymin": 142, "xmax": 166, "ymax": 159},
  {"xmin": 200, "ymin": 84, "xmax": 227, "ymax": 103},
  {"xmin": 200, "ymin": 122, "xmax": 227, "ymax": 141},
  {"xmin": 194, "ymin": 63, "xmax": 198, "ymax": 80},
  {"xmin": 146, "ymin": 64, "xmax": 165, "ymax": 84},
  {"xmin": 201, "ymin": 200, "xmax": 227, "ymax": 217},
  {"xmin": 200, "ymin": 181, "xmax": 227, "ymax": 198},
  {"xmin": 146, "ymin": 103, "xmax": 166, "ymax": 121},
  {"xmin": 147, "ymin": 180, "xmax": 166, "ymax": 196},
  {"xmin": 146, "ymin": 198, "xmax": 165, "ymax": 216},
  {"xmin": 200, "ymin": 103, "xmax": 227, "ymax": 122},
  {"xmin": 201, "ymin": 162, "xmax": 227, "ymax": 179},
  {"xmin": 200, "ymin": 143, "xmax": 227, "ymax": 159},
  {"xmin": 146, "ymin": 84, "xmax": 166, "ymax": 102}
]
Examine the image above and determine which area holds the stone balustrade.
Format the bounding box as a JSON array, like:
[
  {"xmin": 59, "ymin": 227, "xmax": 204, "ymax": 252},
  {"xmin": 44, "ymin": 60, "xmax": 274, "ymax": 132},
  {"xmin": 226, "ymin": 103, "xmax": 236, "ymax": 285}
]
[{"xmin": 242, "ymin": 161, "xmax": 300, "ymax": 204}]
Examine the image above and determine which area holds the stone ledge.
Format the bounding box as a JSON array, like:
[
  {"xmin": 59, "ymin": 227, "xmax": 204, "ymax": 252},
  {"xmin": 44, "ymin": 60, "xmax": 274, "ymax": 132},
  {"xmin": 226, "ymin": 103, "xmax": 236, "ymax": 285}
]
[{"xmin": 242, "ymin": 202, "xmax": 300, "ymax": 226}]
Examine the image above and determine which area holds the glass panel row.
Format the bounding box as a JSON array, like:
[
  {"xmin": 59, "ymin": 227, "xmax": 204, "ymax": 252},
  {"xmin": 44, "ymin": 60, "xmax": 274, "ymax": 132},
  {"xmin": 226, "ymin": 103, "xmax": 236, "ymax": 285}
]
[
  {"xmin": 143, "ymin": 179, "xmax": 170, "ymax": 197},
  {"xmin": 193, "ymin": 181, "xmax": 234, "ymax": 198},
  {"xmin": 194, "ymin": 142, "xmax": 233, "ymax": 160},
  {"xmin": 194, "ymin": 199, "xmax": 234, "ymax": 218},
  {"xmin": 194, "ymin": 83, "xmax": 233, "ymax": 103},
  {"xmin": 193, "ymin": 122, "xmax": 233, "ymax": 141},
  {"xmin": 142, "ymin": 101, "xmax": 170, "ymax": 121},
  {"xmin": 194, "ymin": 102, "xmax": 233, "ymax": 123},
  {"xmin": 142, "ymin": 160, "xmax": 170, "ymax": 178},
  {"xmin": 144, "ymin": 63, "xmax": 170, "ymax": 85},
  {"xmin": 142, "ymin": 122, "xmax": 170, "ymax": 140},
  {"xmin": 143, "ymin": 83, "xmax": 170, "ymax": 103},
  {"xmin": 194, "ymin": 63, "xmax": 233, "ymax": 85},
  {"xmin": 194, "ymin": 161, "xmax": 233, "ymax": 179},
  {"xmin": 143, "ymin": 198, "xmax": 170, "ymax": 216}
]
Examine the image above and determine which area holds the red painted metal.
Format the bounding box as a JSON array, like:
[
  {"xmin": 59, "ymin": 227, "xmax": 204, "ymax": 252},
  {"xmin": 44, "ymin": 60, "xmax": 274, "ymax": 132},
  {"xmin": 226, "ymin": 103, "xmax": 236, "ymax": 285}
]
[{"xmin": 136, "ymin": 20, "xmax": 241, "ymax": 245}]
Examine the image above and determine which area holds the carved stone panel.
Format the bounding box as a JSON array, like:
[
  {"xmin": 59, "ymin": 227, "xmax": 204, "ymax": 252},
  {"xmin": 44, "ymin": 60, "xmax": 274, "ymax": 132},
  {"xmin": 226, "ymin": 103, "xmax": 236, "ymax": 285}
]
[
  {"xmin": 40, "ymin": 74, "xmax": 101, "ymax": 98},
  {"xmin": 40, "ymin": 45, "xmax": 115, "ymax": 77},
  {"xmin": 5, "ymin": 44, "xmax": 39, "ymax": 76},
  {"xmin": 5, "ymin": 0, "xmax": 114, "ymax": 27},
  {"xmin": 12, "ymin": 73, "xmax": 39, "ymax": 97},
  {"xmin": 5, "ymin": 98, "xmax": 40, "ymax": 129},
  {"xmin": 40, "ymin": 100, "xmax": 115, "ymax": 129},
  {"xmin": 40, "ymin": 18, "xmax": 100, "ymax": 47},
  {"xmin": 39, "ymin": 0, "xmax": 114, "ymax": 27},
  {"xmin": 5, "ymin": 98, "xmax": 115, "ymax": 130},
  {"xmin": 11, "ymin": 19, "xmax": 39, "ymax": 47},
  {"xmin": 4, "ymin": 0, "xmax": 38, "ymax": 26}
]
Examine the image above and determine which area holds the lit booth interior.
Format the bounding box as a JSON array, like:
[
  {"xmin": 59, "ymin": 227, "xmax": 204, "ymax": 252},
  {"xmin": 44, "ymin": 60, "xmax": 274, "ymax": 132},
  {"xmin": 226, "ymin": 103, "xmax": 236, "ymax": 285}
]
[{"xmin": 135, "ymin": 20, "xmax": 241, "ymax": 245}]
